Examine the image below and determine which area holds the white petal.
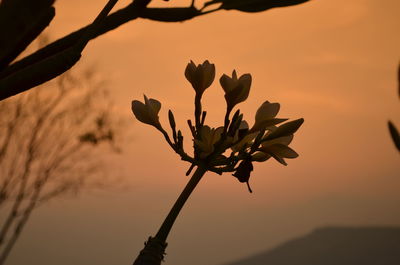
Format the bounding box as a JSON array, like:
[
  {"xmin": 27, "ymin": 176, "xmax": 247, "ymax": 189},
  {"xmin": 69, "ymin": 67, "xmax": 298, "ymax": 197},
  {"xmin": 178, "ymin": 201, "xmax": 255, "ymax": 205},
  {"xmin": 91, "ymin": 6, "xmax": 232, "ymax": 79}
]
[
  {"xmin": 268, "ymin": 144, "xmax": 298, "ymax": 158},
  {"xmin": 239, "ymin": 73, "xmax": 252, "ymax": 91},
  {"xmin": 262, "ymin": 135, "xmax": 294, "ymax": 147},
  {"xmin": 185, "ymin": 61, "xmax": 196, "ymax": 83},
  {"xmin": 255, "ymin": 101, "xmax": 280, "ymax": 123},
  {"xmin": 148, "ymin": 98, "xmax": 161, "ymax": 114},
  {"xmin": 131, "ymin": 100, "xmax": 151, "ymax": 125},
  {"xmin": 202, "ymin": 62, "xmax": 215, "ymax": 89},
  {"xmin": 220, "ymin": 74, "xmax": 236, "ymax": 93}
]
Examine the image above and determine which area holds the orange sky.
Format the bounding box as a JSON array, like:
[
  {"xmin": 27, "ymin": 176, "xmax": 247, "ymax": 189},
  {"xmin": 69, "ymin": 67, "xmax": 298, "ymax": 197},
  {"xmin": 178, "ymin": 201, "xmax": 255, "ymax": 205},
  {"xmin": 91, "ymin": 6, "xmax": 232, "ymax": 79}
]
[{"xmin": 7, "ymin": 1, "xmax": 400, "ymax": 265}]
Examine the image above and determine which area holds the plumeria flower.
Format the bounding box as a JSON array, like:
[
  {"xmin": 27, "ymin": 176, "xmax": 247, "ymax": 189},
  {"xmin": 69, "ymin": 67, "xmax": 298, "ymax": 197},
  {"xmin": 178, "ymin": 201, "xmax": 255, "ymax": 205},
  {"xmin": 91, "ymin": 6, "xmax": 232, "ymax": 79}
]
[
  {"xmin": 220, "ymin": 70, "xmax": 252, "ymax": 112},
  {"xmin": 131, "ymin": 61, "xmax": 303, "ymax": 193},
  {"xmin": 130, "ymin": 60, "xmax": 304, "ymax": 264},
  {"xmin": 185, "ymin": 60, "xmax": 215, "ymax": 96},
  {"xmin": 231, "ymin": 101, "xmax": 289, "ymax": 153},
  {"xmin": 193, "ymin": 125, "xmax": 224, "ymax": 159},
  {"xmin": 131, "ymin": 95, "xmax": 162, "ymax": 130},
  {"xmin": 231, "ymin": 121, "xmax": 258, "ymax": 152},
  {"xmin": 249, "ymin": 101, "xmax": 288, "ymax": 133},
  {"xmin": 252, "ymin": 133, "xmax": 298, "ymax": 165}
]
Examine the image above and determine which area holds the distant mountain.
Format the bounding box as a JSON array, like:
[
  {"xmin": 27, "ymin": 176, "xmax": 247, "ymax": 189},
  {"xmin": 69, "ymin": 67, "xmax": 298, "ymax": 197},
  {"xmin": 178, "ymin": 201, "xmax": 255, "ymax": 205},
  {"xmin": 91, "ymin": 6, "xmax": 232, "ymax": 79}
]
[{"xmin": 223, "ymin": 227, "xmax": 400, "ymax": 265}]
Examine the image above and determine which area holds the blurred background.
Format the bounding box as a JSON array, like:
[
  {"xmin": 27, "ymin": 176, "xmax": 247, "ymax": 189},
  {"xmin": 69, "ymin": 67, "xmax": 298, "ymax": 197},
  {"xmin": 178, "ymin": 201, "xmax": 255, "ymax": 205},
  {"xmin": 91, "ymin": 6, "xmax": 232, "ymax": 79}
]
[{"xmin": 4, "ymin": 0, "xmax": 400, "ymax": 264}]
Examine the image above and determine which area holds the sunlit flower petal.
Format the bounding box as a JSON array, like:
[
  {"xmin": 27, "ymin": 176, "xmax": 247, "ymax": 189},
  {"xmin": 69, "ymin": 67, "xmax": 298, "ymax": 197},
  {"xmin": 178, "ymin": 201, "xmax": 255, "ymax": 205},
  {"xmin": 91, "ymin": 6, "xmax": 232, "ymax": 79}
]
[
  {"xmin": 220, "ymin": 70, "xmax": 252, "ymax": 110},
  {"xmin": 185, "ymin": 60, "xmax": 215, "ymax": 96},
  {"xmin": 231, "ymin": 132, "xmax": 258, "ymax": 152},
  {"xmin": 220, "ymin": 70, "xmax": 238, "ymax": 93},
  {"xmin": 256, "ymin": 101, "xmax": 280, "ymax": 120},
  {"xmin": 263, "ymin": 134, "xmax": 293, "ymax": 146},
  {"xmin": 258, "ymin": 133, "xmax": 298, "ymax": 165},
  {"xmin": 131, "ymin": 95, "xmax": 162, "ymax": 130},
  {"xmin": 250, "ymin": 101, "xmax": 287, "ymax": 132},
  {"xmin": 263, "ymin": 144, "xmax": 298, "ymax": 158},
  {"xmin": 194, "ymin": 126, "xmax": 224, "ymax": 158}
]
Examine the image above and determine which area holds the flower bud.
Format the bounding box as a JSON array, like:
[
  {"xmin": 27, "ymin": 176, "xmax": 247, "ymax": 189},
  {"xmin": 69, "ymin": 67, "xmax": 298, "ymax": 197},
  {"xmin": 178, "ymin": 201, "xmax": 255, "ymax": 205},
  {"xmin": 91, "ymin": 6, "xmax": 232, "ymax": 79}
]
[
  {"xmin": 131, "ymin": 95, "xmax": 162, "ymax": 130},
  {"xmin": 220, "ymin": 70, "xmax": 251, "ymax": 111},
  {"xmin": 185, "ymin": 60, "xmax": 215, "ymax": 96},
  {"xmin": 233, "ymin": 158, "xmax": 254, "ymax": 193}
]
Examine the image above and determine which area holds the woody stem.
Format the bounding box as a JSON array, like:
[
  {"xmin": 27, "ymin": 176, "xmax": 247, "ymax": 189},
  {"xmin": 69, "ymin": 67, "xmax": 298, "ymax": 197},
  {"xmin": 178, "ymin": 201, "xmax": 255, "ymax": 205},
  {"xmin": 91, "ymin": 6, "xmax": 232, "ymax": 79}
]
[
  {"xmin": 223, "ymin": 107, "xmax": 232, "ymax": 135},
  {"xmin": 194, "ymin": 94, "xmax": 202, "ymax": 132},
  {"xmin": 155, "ymin": 165, "xmax": 207, "ymax": 242}
]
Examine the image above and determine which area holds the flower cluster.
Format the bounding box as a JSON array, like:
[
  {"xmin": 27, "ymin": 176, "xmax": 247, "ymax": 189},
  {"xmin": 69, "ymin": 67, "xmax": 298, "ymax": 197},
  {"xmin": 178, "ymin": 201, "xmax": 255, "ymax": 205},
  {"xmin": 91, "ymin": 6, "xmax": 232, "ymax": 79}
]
[{"xmin": 131, "ymin": 60, "xmax": 303, "ymax": 192}]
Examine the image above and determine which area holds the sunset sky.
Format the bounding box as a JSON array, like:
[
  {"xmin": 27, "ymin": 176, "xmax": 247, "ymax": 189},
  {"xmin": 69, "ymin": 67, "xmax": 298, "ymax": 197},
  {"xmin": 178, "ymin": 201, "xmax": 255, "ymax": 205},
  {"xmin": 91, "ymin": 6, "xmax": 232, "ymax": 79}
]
[{"xmin": 6, "ymin": 0, "xmax": 400, "ymax": 265}]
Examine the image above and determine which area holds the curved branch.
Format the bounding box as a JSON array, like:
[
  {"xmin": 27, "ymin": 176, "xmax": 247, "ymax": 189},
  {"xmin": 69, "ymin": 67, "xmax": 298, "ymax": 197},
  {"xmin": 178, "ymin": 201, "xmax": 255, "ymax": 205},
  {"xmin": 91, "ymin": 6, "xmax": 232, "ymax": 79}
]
[{"xmin": 0, "ymin": 2, "xmax": 216, "ymax": 101}]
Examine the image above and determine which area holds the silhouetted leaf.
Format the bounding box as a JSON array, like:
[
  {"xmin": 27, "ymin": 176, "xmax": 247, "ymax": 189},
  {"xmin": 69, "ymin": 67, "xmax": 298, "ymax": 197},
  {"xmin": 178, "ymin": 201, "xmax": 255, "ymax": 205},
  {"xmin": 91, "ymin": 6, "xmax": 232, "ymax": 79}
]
[
  {"xmin": 398, "ymin": 62, "xmax": 400, "ymax": 98},
  {"xmin": 139, "ymin": 7, "xmax": 200, "ymax": 22},
  {"xmin": 205, "ymin": 0, "xmax": 310, "ymax": 13},
  {"xmin": 0, "ymin": 0, "xmax": 55, "ymax": 69},
  {"xmin": 388, "ymin": 121, "xmax": 400, "ymax": 152},
  {"xmin": 233, "ymin": 159, "xmax": 253, "ymax": 193},
  {"xmin": 0, "ymin": 0, "xmax": 118, "ymax": 101}
]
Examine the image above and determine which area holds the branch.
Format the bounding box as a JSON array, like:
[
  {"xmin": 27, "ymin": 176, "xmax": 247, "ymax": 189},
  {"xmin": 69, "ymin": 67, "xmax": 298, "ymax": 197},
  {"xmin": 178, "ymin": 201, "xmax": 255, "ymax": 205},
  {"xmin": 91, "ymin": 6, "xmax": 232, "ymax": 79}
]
[
  {"xmin": 0, "ymin": 0, "xmax": 121, "ymax": 100},
  {"xmin": 0, "ymin": 97, "xmax": 23, "ymax": 163},
  {"xmin": 0, "ymin": 3, "xmax": 210, "ymax": 101},
  {"xmin": 0, "ymin": 175, "xmax": 42, "ymax": 265},
  {"xmin": 0, "ymin": 78, "xmax": 66, "ymax": 246}
]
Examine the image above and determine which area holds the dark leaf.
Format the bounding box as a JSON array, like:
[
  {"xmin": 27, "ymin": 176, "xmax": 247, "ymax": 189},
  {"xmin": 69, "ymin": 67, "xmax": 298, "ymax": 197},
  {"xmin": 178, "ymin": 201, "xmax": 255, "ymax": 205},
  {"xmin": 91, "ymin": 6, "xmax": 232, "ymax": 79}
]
[
  {"xmin": 0, "ymin": 0, "xmax": 118, "ymax": 101},
  {"xmin": 388, "ymin": 121, "xmax": 400, "ymax": 152},
  {"xmin": 139, "ymin": 7, "xmax": 200, "ymax": 22},
  {"xmin": 233, "ymin": 159, "xmax": 254, "ymax": 193},
  {"xmin": 0, "ymin": 0, "xmax": 55, "ymax": 69},
  {"xmin": 398, "ymin": 62, "xmax": 400, "ymax": 98},
  {"xmin": 233, "ymin": 159, "xmax": 253, "ymax": 183},
  {"xmin": 0, "ymin": 46, "xmax": 82, "ymax": 100},
  {"xmin": 205, "ymin": 0, "xmax": 310, "ymax": 13}
]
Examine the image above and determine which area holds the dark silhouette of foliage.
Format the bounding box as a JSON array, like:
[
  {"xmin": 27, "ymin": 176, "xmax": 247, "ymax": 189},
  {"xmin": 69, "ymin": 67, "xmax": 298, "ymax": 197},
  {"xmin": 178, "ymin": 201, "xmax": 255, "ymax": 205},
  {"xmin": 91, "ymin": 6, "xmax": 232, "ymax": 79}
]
[
  {"xmin": 0, "ymin": 0, "xmax": 310, "ymax": 101},
  {"xmin": 0, "ymin": 0, "xmax": 118, "ymax": 100},
  {"xmin": 0, "ymin": 0, "xmax": 55, "ymax": 68},
  {"xmin": 388, "ymin": 63, "xmax": 400, "ymax": 153},
  {"xmin": 204, "ymin": 0, "xmax": 309, "ymax": 13},
  {"xmin": 388, "ymin": 121, "xmax": 400, "ymax": 152}
]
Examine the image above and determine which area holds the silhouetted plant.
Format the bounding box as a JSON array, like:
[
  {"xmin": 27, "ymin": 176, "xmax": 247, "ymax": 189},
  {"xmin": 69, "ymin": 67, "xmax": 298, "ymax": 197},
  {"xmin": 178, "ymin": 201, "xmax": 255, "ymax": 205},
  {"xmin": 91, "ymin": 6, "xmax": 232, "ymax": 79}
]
[
  {"xmin": 0, "ymin": 67, "xmax": 121, "ymax": 265},
  {"xmin": 387, "ymin": 63, "xmax": 400, "ymax": 153},
  {"xmin": 0, "ymin": 0, "xmax": 310, "ymax": 101},
  {"xmin": 131, "ymin": 60, "xmax": 304, "ymax": 264}
]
